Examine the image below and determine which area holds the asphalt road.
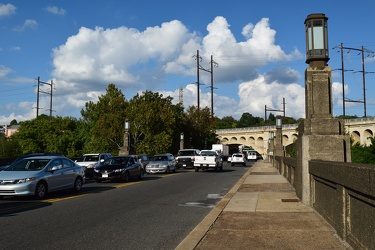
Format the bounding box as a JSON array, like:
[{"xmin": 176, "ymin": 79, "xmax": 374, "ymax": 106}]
[{"xmin": 0, "ymin": 162, "xmax": 254, "ymax": 250}]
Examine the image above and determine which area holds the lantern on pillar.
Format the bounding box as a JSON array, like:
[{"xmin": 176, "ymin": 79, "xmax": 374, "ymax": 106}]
[
  {"xmin": 305, "ymin": 13, "xmax": 329, "ymax": 67},
  {"xmin": 276, "ymin": 116, "xmax": 282, "ymax": 129}
]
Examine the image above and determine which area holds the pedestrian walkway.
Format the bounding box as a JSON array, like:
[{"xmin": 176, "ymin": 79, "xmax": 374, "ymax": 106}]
[{"xmin": 176, "ymin": 160, "xmax": 352, "ymax": 250}]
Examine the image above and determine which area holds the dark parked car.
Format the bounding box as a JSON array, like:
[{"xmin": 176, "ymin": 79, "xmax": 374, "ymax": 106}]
[{"xmin": 93, "ymin": 156, "xmax": 143, "ymax": 183}]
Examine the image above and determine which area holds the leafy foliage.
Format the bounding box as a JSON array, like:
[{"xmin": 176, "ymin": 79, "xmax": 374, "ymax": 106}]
[
  {"xmin": 184, "ymin": 106, "xmax": 218, "ymax": 149},
  {"xmin": 80, "ymin": 84, "xmax": 127, "ymax": 155},
  {"xmin": 351, "ymin": 137, "xmax": 375, "ymax": 164},
  {"xmin": 11, "ymin": 115, "xmax": 82, "ymax": 157},
  {"xmin": 125, "ymin": 91, "xmax": 178, "ymax": 155}
]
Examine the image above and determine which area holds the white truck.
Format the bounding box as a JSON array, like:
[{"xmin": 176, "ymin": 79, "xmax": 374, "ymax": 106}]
[
  {"xmin": 75, "ymin": 153, "xmax": 112, "ymax": 179},
  {"xmin": 193, "ymin": 150, "xmax": 223, "ymax": 172},
  {"xmin": 212, "ymin": 144, "xmax": 229, "ymax": 161}
]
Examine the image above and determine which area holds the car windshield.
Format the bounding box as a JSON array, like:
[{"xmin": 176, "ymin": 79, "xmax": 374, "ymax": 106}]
[
  {"xmin": 178, "ymin": 151, "xmax": 195, "ymax": 156},
  {"xmin": 152, "ymin": 155, "xmax": 168, "ymax": 161},
  {"xmin": 6, "ymin": 158, "xmax": 51, "ymax": 171},
  {"xmin": 105, "ymin": 157, "xmax": 128, "ymax": 165},
  {"xmin": 200, "ymin": 151, "xmax": 216, "ymax": 156},
  {"xmin": 83, "ymin": 155, "xmax": 99, "ymax": 161}
]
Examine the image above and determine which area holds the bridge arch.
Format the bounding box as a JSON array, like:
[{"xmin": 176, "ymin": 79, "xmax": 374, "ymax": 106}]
[
  {"xmin": 364, "ymin": 129, "xmax": 373, "ymax": 146},
  {"xmin": 282, "ymin": 134, "xmax": 289, "ymax": 145},
  {"xmin": 249, "ymin": 136, "xmax": 255, "ymax": 147},
  {"xmin": 351, "ymin": 131, "xmax": 360, "ymax": 144}
]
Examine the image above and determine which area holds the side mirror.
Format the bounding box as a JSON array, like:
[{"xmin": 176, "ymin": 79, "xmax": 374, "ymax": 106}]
[{"xmin": 50, "ymin": 166, "xmax": 60, "ymax": 171}]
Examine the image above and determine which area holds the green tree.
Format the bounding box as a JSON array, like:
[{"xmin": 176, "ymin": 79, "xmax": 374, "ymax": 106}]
[
  {"xmin": 184, "ymin": 106, "xmax": 217, "ymax": 149},
  {"xmin": 80, "ymin": 84, "xmax": 127, "ymax": 155},
  {"xmin": 351, "ymin": 137, "xmax": 375, "ymax": 164},
  {"xmin": 215, "ymin": 116, "xmax": 237, "ymax": 129},
  {"xmin": 0, "ymin": 133, "xmax": 22, "ymax": 158},
  {"xmin": 11, "ymin": 115, "xmax": 84, "ymax": 158},
  {"xmin": 10, "ymin": 119, "xmax": 17, "ymax": 126},
  {"xmin": 125, "ymin": 91, "xmax": 177, "ymax": 155},
  {"xmin": 237, "ymin": 112, "xmax": 263, "ymax": 128}
]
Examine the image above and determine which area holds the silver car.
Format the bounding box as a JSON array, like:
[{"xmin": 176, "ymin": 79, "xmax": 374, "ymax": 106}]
[
  {"xmin": 0, "ymin": 155, "xmax": 84, "ymax": 199},
  {"xmin": 145, "ymin": 153, "xmax": 177, "ymax": 174}
]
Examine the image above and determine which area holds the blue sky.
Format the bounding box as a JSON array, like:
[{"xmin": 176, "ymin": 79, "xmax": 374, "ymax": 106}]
[{"xmin": 1, "ymin": 0, "xmax": 375, "ymax": 124}]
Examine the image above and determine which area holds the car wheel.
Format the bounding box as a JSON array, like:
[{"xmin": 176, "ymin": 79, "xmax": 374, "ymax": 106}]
[
  {"xmin": 95, "ymin": 179, "xmax": 102, "ymax": 183},
  {"xmin": 35, "ymin": 181, "xmax": 47, "ymax": 199},
  {"xmin": 195, "ymin": 166, "xmax": 199, "ymax": 172},
  {"xmin": 73, "ymin": 177, "xmax": 83, "ymax": 192},
  {"xmin": 166, "ymin": 167, "xmax": 170, "ymax": 174},
  {"xmin": 173, "ymin": 166, "xmax": 177, "ymax": 173},
  {"xmin": 124, "ymin": 172, "xmax": 130, "ymax": 183},
  {"xmin": 138, "ymin": 169, "xmax": 143, "ymax": 180},
  {"xmin": 231, "ymin": 164, "xmax": 234, "ymax": 167}
]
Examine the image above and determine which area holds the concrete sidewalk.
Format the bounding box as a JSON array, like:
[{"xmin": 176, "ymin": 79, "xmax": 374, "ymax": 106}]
[{"xmin": 176, "ymin": 160, "xmax": 352, "ymax": 250}]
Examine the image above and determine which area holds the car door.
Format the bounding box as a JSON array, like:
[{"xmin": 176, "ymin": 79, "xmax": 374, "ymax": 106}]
[
  {"xmin": 127, "ymin": 157, "xmax": 137, "ymax": 178},
  {"xmin": 169, "ymin": 155, "xmax": 176, "ymax": 171},
  {"xmin": 46, "ymin": 159, "xmax": 65, "ymax": 191},
  {"xmin": 60, "ymin": 158, "xmax": 77, "ymax": 189}
]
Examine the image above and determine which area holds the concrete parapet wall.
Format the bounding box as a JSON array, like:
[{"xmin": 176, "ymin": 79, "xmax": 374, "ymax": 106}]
[{"xmin": 309, "ymin": 160, "xmax": 375, "ymax": 250}]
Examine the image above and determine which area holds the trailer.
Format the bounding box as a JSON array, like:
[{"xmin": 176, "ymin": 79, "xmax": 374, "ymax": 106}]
[{"xmin": 212, "ymin": 144, "xmax": 229, "ymax": 161}]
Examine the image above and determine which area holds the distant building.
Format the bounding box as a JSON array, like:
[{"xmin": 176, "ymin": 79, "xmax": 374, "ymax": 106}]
[{"xmin": 4, "ymin": 125, "xmax": 20, "ymax": 138}]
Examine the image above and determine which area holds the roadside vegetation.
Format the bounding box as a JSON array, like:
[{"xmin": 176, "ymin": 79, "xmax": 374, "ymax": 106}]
[{"xmin": 1, "ymin": 83, "xmax": 372, "ymax": 163}]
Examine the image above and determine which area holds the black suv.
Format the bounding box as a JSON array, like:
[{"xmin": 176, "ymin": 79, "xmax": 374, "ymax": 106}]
[{"xmin": 175, "ymin": 149, "xmax": 200, "ymax": 169}]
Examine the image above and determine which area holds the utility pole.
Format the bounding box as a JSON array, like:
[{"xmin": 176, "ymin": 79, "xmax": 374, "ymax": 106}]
[
  {"xmin": 333, "ymin": 44, "xmax": 374, "ymax": 117},
  {"xmin": 208, "ymin": 55, "xmax": 218, "ymax": 117},
  {"xmin": 193, "ymin": 50, "xmax": 218, "ymax": 115},
  {"xmin": 193, "ymin": 50, "xmax": 202, "ymax": 110},
  {"xmin": 36, "ymin": 76, "xmax": 54, "ymax": 119},
  {"xmin": 265, "ymin": 97, "xmax": 286, "ymax": 121},
  {"xmin": 179, "ymin": 85, "xmax": 183, "ymax": 105}
]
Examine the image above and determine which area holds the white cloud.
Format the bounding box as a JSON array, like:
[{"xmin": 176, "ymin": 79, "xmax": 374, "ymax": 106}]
[
  {"xmin": 10, "ymin": 46, "xmax": 20, "ymax": 51},
  {"xmin": 0, "ymin": 3, "xmax": 16, "ymax": 17},
  {"xmin": 236, "ymin": 75, "xmax": 305, "ymax": 119},
  {"xmin": 46, "ymin": 6, "xmax": 66, "ymax": 15},
  {"xmin": 0, "ymin": 65, "xmax": 12, "ymax": 78},
  {"xmin": 4, "ymin": 16, "xmax": 305, "ymax": 122},
  {"xmin": 13, "ymin": 19, "xmax": 38, "ymax": 32}
]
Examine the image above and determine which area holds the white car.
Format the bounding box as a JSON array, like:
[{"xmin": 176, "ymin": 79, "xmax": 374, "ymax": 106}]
[
  {"xmin": 247, "ymin": 151, "xmax": 257, "ymax": 161},
  {"xmin": 230, "ymin": 153, "xmax": 246, "ymax": 166}
]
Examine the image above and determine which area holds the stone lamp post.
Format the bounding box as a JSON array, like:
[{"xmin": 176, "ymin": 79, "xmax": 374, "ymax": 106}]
[
  {"xmin": 119, "ymin": 121, "xmax": 130, "ymax": 156},
  {"xmin": 296, "ymin": 13, "xmax": 351, "ymax": 204},
  {"xmin": 180, "ymin": 132, "xmax": 184, "ymax": 150},
  {"xmin": 274, "ymin": 115, "xmax": 284, "ymax": 157}
]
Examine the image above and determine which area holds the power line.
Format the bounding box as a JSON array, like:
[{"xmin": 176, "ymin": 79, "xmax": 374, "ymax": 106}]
[
  {"xmin": 35, "ymin": 76, "xmax": 54, "ymax": 119},
  {"xmin": 265, "ymin": 97, "xmax": 286, "ymax": 121},
  {"xmin": 193, "ymin": 50, "xmax": 218, "ymax": 116},
  {"xmin": 332, "ymin": 43, "xmax": 375, "ymax": 117}
]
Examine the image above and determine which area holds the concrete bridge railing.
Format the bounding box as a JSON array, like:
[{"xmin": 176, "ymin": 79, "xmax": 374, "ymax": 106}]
[{"xmin": 272, "ymin": 156, "xmax": 375, "ymax": 250}]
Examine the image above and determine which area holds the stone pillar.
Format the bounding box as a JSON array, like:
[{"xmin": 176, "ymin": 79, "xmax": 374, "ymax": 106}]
[
  {"xmin": 274, "ymin": 120, "xmax": 284, "ymax": 157},
  {"xmin": 180, "ymin": 133, "xmax": 184, "ymax": 150},
  {"xmin": 119, "ymin": 128, "xmax": 130, "ymax": 156},
  {"xmin": 296, "ymin": 65, "xmax": 351, "ymax": 205}
]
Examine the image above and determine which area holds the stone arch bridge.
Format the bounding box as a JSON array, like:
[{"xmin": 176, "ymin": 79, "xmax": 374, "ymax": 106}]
[{"xmin": 216, "ymin": 117, "xmax": 375, "ymax": 155}]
